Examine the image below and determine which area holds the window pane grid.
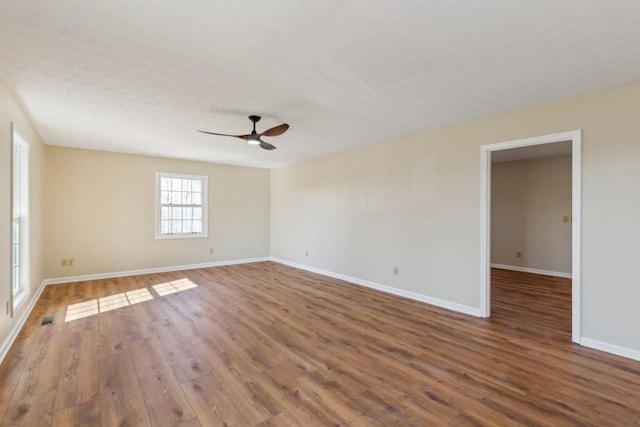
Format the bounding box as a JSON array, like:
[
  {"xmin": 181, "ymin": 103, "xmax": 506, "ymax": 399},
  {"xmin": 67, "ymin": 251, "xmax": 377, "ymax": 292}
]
[
  {"xmin": 12, "ymin": 128, "xmax": 29, "ymax": 303},
  {"xmin": 157, "ymin": 174, "xmax": 206, "ymax": 237}
]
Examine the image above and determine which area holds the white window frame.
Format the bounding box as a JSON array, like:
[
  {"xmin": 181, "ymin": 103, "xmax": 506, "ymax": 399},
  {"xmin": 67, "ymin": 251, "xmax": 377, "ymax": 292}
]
[
  {"xmin": 11, "ymin": 124, "xmax": 30, "ymax": 314},
  {"xmin": 155, "ymin": 172, "xmax": 208, "ymax": 239}
]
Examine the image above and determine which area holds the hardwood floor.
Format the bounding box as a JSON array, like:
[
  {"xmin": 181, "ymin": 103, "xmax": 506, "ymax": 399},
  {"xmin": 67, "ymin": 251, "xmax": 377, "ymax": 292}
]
[{"xmin": 1, "ymin": 262, "xmax": 639, "ymax": 426}]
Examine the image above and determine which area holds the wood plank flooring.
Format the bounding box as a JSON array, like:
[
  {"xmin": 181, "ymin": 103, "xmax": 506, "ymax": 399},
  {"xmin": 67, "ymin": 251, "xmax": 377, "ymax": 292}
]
[{"xmin": 1, "ymin": 262, "xmax": 639, "ymax": 426}]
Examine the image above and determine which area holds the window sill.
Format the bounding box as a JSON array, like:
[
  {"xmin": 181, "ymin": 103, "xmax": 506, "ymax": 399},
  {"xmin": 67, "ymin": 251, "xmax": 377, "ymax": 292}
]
[
  {"xmin": 12, "ymin": 289, "xmax": 29, "ymax": 313},
  {"xmin": 155, "ymin": 233, "xmax": 208, "ymax": 240}
]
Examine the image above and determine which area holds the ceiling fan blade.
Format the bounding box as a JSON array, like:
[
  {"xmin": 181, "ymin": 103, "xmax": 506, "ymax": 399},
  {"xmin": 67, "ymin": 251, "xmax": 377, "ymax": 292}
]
[
  {"xmin": 259, "ymin": 140, "xmax": 277, "ymax": 150},
  {"xmin": 261, "ymin": 123, "xmax": 289, "ymax": 137},
  {"xmin": 198, "ymin": 130, "xmax": 250, "ymax": 140}
]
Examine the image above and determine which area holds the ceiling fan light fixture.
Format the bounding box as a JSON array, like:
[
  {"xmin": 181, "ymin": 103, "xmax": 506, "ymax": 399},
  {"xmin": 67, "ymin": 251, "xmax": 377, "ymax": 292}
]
[{"xmin": 198, "ymin": 115, "xmax": 289, "ymax": 150}]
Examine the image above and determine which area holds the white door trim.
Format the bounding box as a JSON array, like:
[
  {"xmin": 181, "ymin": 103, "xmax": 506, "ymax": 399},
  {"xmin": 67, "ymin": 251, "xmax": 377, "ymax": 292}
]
[{"xmin": 480, "ymin": 130, "xmax": 581, "ymax": 344}]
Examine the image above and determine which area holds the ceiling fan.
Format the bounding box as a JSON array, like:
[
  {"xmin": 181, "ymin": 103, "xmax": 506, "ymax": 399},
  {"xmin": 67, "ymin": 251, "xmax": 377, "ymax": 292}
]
[{"xmin": 198, "ymin": 115, "xmax": 289, "ymax": 150}]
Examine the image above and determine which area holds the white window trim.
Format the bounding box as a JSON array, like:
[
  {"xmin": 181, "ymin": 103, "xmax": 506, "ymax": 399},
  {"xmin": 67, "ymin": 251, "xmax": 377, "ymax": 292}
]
[
  {"xmin": 155, "ymin": 172, "xmax": 208, "ymax": 239},
  {"xmin": 11, "ymin": 123, "xmax": 30, "ymax": 314}
]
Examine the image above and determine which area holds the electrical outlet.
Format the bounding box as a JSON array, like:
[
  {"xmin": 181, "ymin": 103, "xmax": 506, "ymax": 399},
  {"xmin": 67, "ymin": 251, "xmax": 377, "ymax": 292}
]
[
  {"xmin": 393, "ymin": 266, "xmax": 399, "ymax": 275},
  {"xmin": 516, "ymin": 251, "xmax": 522, "ymax": 258},
  {"xmin": 305, "ymin": 250, "xmax": 309, "ymax": 256},
  {"xmin": 209, "ymin": 248, "xmax": 214, "ymax": 255},
  {"xmin": 563, "ymin": 215, "xmax": 569, "ymax": 223}
]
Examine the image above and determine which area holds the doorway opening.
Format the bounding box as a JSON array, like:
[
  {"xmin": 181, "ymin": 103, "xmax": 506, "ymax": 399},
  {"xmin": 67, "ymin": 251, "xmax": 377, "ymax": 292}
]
[{"xmin": 480, "ymin": 130, "xmax": 581, "ymax": 344}]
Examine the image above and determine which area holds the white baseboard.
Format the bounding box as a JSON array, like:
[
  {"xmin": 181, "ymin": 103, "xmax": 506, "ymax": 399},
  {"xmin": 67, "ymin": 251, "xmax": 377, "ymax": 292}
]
[
  {"xmin": 581, "ymin": 338, "xmax": 640, "ymax": 362},
  {"xmin": 271, "ymin": 257, "xmax": 482, "ymax": 317},
  {"xmin": 273, "ymin": 258, "xmax": 640, "ymax": 362},
  {"xmin": 6, "ymin": 258, "xmax": 638, "ymax": 365},
  {"xmin": 43, "ymin": 257, "xmax": 271, "ymax": 285},
  {"xmin": 0, "ymin": 280, "xmax": 48, "ymax": 365},
  {"xmin": 491, "ymin": 263, "xmax": 572, "ymax": 279}
]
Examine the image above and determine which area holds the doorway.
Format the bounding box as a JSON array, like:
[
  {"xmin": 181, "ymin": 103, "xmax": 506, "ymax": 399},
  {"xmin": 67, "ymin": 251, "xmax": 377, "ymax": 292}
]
[{"xmin": 480, "ymin": 130, "xmax": 581, "ymax": 343}]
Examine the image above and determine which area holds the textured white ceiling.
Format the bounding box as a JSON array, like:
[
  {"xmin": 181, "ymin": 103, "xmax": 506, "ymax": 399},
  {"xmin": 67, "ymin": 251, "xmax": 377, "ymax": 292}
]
[{"xmin": 1, "ymin": 1, "xmax": 640, "ymax": 168}]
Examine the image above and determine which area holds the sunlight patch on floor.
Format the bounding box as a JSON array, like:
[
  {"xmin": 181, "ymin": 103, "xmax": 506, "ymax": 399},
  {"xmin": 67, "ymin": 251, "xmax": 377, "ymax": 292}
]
[
  {"xmin": 152, "ymin": 278, "xmax": 198, "ymax": 296},
  {"xmin": 99, "ymin": 293, "xmax": 130, "ymax": 313},
  {"xmin": 64, "ymin": 278, "xmax": 197, "ymax": 322},
  {"xmin": 126, "ymin": 287, "xmax": 155, "ymax": 304},
  {"xmin": 64, "ymin": 299, "xmax": 99, "ymax": 322}
]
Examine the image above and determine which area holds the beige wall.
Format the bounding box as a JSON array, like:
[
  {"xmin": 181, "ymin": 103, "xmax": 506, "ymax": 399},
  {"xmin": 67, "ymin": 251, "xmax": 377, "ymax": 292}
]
[
  {"xmin": 271, "ymin": 81, "xmax": 640, "ymax": 352},
  {"xmin": 0, "ymin": 80, "xmax": 46, "ymax": 344},
  {"xmin": 491, "ymin": 155, "xmax": 572, "ymax": 274},
  {"xmin": 2, "ymin": 77, "xmax": 639, "ymax": 358},
  {"xmin": 44, "ymin": 146, "xmax": 270, "ymax": 278}
]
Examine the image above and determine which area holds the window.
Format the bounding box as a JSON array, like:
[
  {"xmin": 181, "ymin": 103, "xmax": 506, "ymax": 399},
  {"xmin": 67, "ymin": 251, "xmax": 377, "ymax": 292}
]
[
  {"xmin": 155, "ymin": 172, "xmax": 208, "ymax": 239},
  {"xmin": 11, "ymin": 125, "xmax": 30, "ymax": 312}
]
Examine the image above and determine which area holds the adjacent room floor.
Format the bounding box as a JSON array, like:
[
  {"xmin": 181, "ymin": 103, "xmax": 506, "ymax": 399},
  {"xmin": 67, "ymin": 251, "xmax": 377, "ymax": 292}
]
[{"xmin": 0, "ymin": 262, "xmax": 638, "ymax": 426}]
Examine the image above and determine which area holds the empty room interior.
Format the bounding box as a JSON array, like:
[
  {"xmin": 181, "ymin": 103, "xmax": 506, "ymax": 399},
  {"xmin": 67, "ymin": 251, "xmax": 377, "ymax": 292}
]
[{"xmin": 1, "ymin": 2, "xmax": 640, "ymax": 426}]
